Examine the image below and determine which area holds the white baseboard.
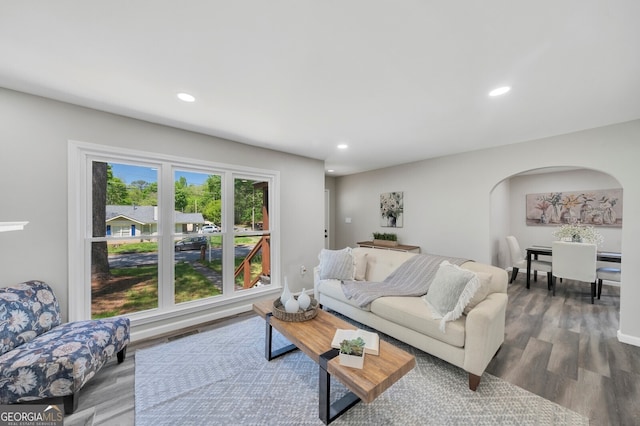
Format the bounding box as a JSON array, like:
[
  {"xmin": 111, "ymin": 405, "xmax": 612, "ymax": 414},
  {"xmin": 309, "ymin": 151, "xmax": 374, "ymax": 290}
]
[
  {"xmin": 130, "ymin": 304, "xmax": 253, "ymax": 342},
  {"xmin": 617, "ymin": 329, "xmax": 640, "ymax": 347}
]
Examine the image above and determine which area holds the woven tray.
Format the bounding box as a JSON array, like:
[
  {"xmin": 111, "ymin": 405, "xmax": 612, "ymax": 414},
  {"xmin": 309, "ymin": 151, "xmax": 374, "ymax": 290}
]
[{"xmin": 272, "ymin": 296, "xmax": 319, "ymax": 322}]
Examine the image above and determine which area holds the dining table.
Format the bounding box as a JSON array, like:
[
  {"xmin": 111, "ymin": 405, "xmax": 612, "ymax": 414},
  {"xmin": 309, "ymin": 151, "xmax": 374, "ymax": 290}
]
[{"xmin": 525, "ymin": 245, "xmax": 621, "ymax": 289}]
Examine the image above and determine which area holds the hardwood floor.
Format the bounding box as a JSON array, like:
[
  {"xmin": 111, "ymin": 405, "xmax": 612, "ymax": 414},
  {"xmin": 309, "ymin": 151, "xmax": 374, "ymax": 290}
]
[
  {"xmin": 485, "ymin": 274, "xmax": 640, "ymax": 426},
  {"xmin": 73, "ymin": 276, "xmax": 640, "ymax": 425}
]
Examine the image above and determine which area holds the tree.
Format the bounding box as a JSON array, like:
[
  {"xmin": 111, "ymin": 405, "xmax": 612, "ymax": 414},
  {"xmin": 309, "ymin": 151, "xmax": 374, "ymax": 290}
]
[
  {"xmin": 203, "ymin": 199, "xmax": 222, "ymax": 224},
  {"xmin": 205, "ymin": 175, "xmax": 222, "ymax": 200},
  {"xmin": 106, "ymin": 166, "xmax": 130, "ymax": 205},
  {"xmin": 175, "ymin": 186, "xmax": 188, "ymax": 211},
  {"xmin": 234, "ymin": 179, "xmax": 262, "ymax": 225},
  {"xmin": 199, "ymin": 175, "xmax": 223, "ymax": 222},
  {"xmin": 92, "ymin": 162, "xmax": 110, "ymax": 280},
  {"xmin": 130, "ymin": 179, "xmax": 150, "ymax": 191}
]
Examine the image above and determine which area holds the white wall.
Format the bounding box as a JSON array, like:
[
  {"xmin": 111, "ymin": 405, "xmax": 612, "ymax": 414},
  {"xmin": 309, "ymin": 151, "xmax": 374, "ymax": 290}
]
[
  {"xmin": 0, "ymin": 88, "xmax": 325, "ymax": 327},
  {"xmin": 333, "ymin": 120, "xmax": 640, "ymax": 346},
  {"xmin": 490, "ymin": 178, "xmax": 510, "ymax": 268}
]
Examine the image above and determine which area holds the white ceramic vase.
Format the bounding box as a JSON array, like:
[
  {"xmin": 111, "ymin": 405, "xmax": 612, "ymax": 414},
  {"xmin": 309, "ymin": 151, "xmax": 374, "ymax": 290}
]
[
  {"xmin": 297, "ymin": 289, "xmax": 311, "ymax": 310},
  {"xmin": 285, "ymin": 297, "xmax": 300, "ymax": 313},
  {"xmin": 280, "ymin": 277, "xmax": 292, "ymax": 305}
]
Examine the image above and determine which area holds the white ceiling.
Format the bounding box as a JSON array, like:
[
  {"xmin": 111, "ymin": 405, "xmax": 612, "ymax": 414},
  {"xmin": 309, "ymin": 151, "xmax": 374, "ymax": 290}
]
[{"xmin": 1, "ymin": 1, "xmax": 639, "ymax": 175}]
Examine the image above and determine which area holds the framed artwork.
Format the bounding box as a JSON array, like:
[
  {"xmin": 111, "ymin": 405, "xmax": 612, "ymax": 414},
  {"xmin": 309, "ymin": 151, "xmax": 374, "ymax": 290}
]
[
  {"xmin": 526, "ymin": 188, "xmax": 622, "ymax": 227},
  {"xmin": 380, "ymin": 192, "xmax": 403, "ymax": 227}
]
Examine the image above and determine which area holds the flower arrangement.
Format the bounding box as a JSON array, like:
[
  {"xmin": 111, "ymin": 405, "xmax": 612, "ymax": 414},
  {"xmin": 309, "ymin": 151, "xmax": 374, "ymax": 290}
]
[{"xmin": 552, "ymin": 224, "xmax": 604, "ymax": 246}]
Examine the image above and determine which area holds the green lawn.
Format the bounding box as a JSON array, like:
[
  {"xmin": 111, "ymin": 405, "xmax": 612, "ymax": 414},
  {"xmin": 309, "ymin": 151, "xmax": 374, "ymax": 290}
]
[
  {"xmin": 93, "ymin": 235, "xmax": 264, "ymax": 318},
  {"xmin": 92, "ymin": 262, "xmax": 222, "ymax": 318}
]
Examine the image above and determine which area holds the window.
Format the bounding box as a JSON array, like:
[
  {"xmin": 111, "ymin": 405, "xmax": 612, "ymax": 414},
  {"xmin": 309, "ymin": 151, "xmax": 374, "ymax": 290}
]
[
  {"xmin": 233, "ymin": 177, "xmax": 271, "ymax": 292},
  {"xmin": 69, "ymin": 141, "xmax": 279, "ymax": 323},
  {"xmin": 173, "ymin": 169, "xmax": 224, "ymax": 305},
  {"xmin": 91, "ymin": 161, "xmax": 159, "ymax": 318}
]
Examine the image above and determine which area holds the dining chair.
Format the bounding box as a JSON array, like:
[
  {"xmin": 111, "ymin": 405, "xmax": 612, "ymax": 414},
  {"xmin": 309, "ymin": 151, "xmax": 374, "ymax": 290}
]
[
  {"xmin": 506, "ymin": 236, "xmax": 552, "ymax": 285},
  {"xmin": 596, "ymin": 266, "xmax": 621, "ymax": 300},
  {"xmin": 551, "ymin": 241, "xmax": 597, "ymax": 303}
]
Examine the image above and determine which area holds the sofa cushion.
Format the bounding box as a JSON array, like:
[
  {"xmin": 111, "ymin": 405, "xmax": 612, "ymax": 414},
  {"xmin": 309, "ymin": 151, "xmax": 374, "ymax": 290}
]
[
  {"xmin": 459, "ymin": 261, "xmax": 508, "ymax": 295},
  {"xmin": 0, "ymin": 281, "xmax": 61, "ymax": 356},
  {"xmin": 353, "ymin": 251, "xmax": 368, "ymax": 281},
  {"xmin": 353, "ymin": 247, "xmax": 417, "ymax": 282},
  {"xmin": 462, "ymin": 272, "xmax": 493, "ymax": 315},
  {"xmin": 317, "ymin": 279, "xmax": 371, "ymax": 312},
  {"xmin": 318, "ymin": 248, "xmax": 355, "ymax": 280},
  {"xmin": 370, "ymin": 297, "xmax": 465, "ymax": 347},
  {"xmin": 423, "ymin": 261, "xmax": 481, "ymax": 332}
]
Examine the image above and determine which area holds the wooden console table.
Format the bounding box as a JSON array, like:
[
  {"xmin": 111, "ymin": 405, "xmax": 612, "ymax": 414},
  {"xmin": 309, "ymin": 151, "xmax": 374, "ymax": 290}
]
[{"xmin": 357, "ymin": 241, "xmax": 421, "ymax": 253}]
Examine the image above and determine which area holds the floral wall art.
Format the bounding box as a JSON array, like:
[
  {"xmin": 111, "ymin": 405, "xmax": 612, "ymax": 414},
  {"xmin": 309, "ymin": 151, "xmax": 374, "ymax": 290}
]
[
  {"xmin": 380, "ymin": 191, "xmax": 403, "ymax": 227},
  {"xmin": 526, "ymin": 188, "xmax": 622, "ymax": 227}
]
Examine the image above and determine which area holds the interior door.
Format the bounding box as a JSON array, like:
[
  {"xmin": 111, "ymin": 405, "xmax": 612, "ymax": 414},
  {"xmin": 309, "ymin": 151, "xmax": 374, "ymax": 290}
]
[{"xmin": 324, "ymin": 189, "xmax": 330, "ymax": 249}]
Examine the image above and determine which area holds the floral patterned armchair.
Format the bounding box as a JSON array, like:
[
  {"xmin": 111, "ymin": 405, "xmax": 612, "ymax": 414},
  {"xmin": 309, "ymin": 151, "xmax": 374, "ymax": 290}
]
[{"xmin": 0, "ymin": 280, "xmax": 129, "ymax": 413}]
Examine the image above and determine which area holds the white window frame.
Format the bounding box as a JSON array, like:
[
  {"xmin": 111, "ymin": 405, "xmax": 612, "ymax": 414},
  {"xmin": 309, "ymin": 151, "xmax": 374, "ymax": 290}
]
[{"xmin": 68, "ymin": 140, "xmax": 280, "ymax": 325}]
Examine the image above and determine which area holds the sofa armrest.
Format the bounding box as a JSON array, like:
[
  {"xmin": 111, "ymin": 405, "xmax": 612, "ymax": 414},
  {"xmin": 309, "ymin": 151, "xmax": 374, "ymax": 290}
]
[{"xmin": 462, "ymin": 292, "xmax": 507, "ymax": 376}]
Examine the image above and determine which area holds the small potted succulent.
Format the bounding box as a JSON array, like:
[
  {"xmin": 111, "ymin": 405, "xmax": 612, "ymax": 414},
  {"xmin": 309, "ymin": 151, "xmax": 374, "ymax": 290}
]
[{"xmin": 339, "ymin": 337, "xmax": 366, "ymax": 369}]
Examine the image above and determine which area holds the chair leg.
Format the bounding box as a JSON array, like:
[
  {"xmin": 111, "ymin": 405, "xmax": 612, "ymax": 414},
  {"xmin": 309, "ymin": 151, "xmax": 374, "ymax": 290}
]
[
  {"xmin": 534, "ymin": 270, "xmax": 538, "ymax": 282},
  {"xmin": 552, "ymin": 276, "xmax": 556, "ymax": 296},
  {"xmin": 591, "ymin": 281, "xmax": 596, "ymax": 304},
  {"xmin": 510, "ymin": 268, "xmax": 519, "ymax": 283},
  {"xmin": 117, "ymin": 347, "xmax": 127, "ymax": 363},
  {"xmin": 547, "ymin": 272, "xmax": 552, "ymax": 290},
  {"xmin": 63, "ymin": 392, "xmax": 79, "ymax": 414},
  {"xmin": 597, "ymin": 279, "xmax": 603, "ymax": 300}
]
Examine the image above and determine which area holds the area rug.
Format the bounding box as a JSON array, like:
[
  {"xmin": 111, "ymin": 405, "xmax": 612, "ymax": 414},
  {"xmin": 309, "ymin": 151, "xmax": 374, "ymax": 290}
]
[{"xmin": 135, "ymin": 315, "xmax": 588, "ymax": 425}]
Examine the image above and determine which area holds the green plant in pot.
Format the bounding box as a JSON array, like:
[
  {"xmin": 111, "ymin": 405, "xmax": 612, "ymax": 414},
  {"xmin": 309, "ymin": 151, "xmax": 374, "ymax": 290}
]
[
  {"xmin": 339, "ymin": 337, "xmax": 366, "ymax": 368},
  {"xmin": 372, "ymin": 232, "xmax": 398, "ymax": 247}
]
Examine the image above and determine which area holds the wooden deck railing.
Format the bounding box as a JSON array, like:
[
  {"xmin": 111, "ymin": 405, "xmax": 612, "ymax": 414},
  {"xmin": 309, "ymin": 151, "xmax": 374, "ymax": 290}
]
[{"xmin": 234, "ymin": 235, "xmax": 271, "ymax": 289}]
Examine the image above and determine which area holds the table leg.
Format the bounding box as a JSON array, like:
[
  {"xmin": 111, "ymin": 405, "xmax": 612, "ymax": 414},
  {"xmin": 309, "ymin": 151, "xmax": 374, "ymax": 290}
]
[
  {"xmin": 319, "ymin": 349, "xmax": 360, "ymax": 425},
  {"xmin": 264, "ymin": 313, "xmax": 297, "ymax": 361},
  {"xmin": 526, "ymin": 252, "xmax": 532, "ymax": 289}
]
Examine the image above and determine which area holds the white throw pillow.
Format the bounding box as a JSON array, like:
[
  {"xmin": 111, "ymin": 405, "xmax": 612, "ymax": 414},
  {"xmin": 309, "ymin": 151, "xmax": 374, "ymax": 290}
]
[
  {"xmin": 422, "ymin": 261, "xmax": 481, "ymax": 332},
  {"xmin": 353, "ymin": 252, "xmax": 368, "ymax": 281},
  {"xmin": 318, "ymin": 248, "xmax": 355, "ymax": 280},
  {"xmin": 463, "ymin": 272, "xmax": 492, "ymax": 315}
]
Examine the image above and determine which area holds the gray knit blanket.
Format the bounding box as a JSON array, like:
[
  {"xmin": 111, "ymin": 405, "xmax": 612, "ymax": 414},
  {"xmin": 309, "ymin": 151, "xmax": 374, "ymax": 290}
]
[{"xmin": 341, "ymin": 253, "xmax": 469, "ymax": 308}]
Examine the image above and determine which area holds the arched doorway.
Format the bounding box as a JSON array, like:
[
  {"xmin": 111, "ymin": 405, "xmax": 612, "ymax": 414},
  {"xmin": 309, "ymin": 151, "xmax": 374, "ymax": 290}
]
[{"xmin": 490, "ymin": 165, "xmax": 623, "ymax": 299}]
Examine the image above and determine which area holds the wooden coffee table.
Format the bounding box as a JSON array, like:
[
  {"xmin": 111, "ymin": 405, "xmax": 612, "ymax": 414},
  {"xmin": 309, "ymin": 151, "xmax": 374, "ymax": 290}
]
[{"xmin": 253, "ymin": 299, "xmax": 415, "ymax": 424}]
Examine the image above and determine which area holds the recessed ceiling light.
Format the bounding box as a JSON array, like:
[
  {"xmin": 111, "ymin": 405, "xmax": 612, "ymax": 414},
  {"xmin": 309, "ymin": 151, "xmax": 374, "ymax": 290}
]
[
  {"xmin": 177, "ymin": 92, "xmax": 196, "ymax": 102},
  {"xmin": 337, "ymin": 144, "xmax": 348, "ymax": 149},
  {"xmin": 489, "ymin": 86, "xmax": 511, "ymax": 97},
  {"xmin": 327, "ymin": 169, "xmax": 335, "ymax": 173}
]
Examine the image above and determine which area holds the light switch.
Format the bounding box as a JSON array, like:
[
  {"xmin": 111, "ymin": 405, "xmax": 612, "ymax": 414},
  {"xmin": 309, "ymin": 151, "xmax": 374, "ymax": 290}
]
[{"xmin": 345, "ymin": 217, "xmax": 352, "ymax": 223}]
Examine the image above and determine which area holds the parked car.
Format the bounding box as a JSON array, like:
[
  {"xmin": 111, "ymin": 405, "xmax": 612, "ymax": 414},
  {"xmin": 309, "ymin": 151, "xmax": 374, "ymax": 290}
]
[
  {"xmin": 174, "ymin": 236, "xmax": 208, "ymax": 251},
  {"xmin": 200, "ymin": 225, "xmax": 219, "ymax": 233}
]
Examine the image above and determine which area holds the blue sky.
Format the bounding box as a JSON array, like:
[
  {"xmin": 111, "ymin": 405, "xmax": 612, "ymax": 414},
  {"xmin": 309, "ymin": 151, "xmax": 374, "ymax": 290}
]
[{"xmin": 110, "ymin": 163, "xmax": 208, "ymax": 185}]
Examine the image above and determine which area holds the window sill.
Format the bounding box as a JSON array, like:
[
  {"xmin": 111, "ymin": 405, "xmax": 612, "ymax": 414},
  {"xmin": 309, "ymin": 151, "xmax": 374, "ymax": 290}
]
[{"xmin": 126, "ymin": 285, "xmax": 282, "ymax": 341}]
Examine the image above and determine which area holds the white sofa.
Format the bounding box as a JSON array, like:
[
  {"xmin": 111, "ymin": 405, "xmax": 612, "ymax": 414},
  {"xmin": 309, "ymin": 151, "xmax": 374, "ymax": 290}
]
[{"xmin": 314, "ymin": 247, "xmax": 508, "ymax": 390}]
